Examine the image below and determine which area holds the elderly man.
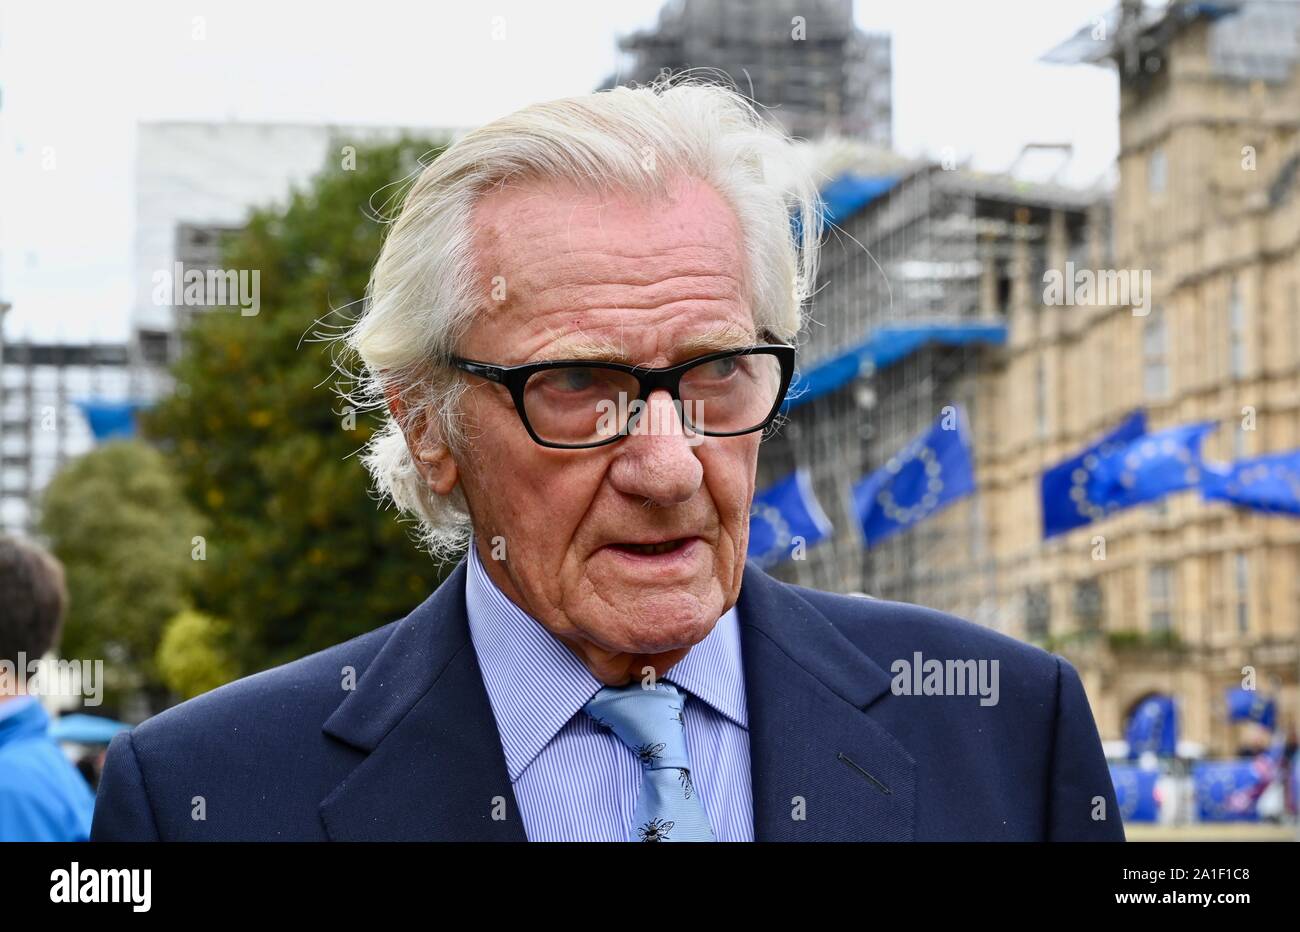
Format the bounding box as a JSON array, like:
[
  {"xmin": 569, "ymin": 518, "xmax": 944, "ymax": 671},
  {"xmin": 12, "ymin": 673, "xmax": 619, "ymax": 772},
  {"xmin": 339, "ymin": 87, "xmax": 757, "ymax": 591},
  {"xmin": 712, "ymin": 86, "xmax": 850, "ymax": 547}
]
[{"xmin": 93, "ymin": 83, "xmax": 1122, "ymax": 842}]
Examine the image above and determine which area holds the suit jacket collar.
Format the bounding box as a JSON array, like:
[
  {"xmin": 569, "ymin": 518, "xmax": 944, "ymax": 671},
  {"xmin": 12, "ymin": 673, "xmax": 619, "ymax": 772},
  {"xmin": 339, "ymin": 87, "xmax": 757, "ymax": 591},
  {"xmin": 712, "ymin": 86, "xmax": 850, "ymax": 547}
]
[
  {"xmin": 737, "ymin": 563, "xmax": 916, "ymax": 841},
  {"xmin": 319, "ymin": 555, "xmax": 915, "ymax": 841},
  {"xmin": 320, "ymin": 555, "xmax": 526, "ymax": 841}
]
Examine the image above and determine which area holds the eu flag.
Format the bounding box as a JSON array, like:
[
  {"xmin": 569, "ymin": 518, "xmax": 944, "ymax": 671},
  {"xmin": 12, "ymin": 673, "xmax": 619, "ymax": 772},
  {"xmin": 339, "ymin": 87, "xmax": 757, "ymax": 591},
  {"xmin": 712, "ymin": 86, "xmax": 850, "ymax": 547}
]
[
  {"xmin": 1193, "ymin": 760, "xmax": 1265, "ymax": 822},
  {"xmin": 1202, "ymin": 449, "xmax": 1300, "ymax": 516},
  {"xmin": 1125, "ymin": 694, "xmax": 1177, "ymax": 758},
  {"xmin": 1041, "ymin": 411, "xmax": 1146, "ymax": 538},
  {"xmin": 1108, "ymin": 765, "xmax": 1160, "ymax": 823},
  {"xmin": 1093, "ymin": 421, "xmax": 1217, "ymax": 508},
  {"xmin": 1226, "ymin": 688, "xmax": 1277, "ymax": 730},
  {"xmin": 747, "ymin": 469, "xmax": 834, "ymax": 568},
  {"xmin": 851, "ymin": 409, "xmax": 976, "ymax": 547}
]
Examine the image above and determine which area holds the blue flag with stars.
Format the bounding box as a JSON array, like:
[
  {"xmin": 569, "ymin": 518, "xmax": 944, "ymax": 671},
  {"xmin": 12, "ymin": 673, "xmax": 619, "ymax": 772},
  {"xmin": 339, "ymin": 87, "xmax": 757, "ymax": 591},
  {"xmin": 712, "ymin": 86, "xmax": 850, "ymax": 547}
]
[
  {"xmin": 1093, "ymin": 421, "xmax": 1217, "ymax": 508},
  {"xmin": 1125, "ymin": 694, "xmax": 1178, "ymax": 759},
  {"xmin": 851, "ymin": 408, "xmax": 976, "ymax": 547},
  {"xmin": 1041, "ymin": 411, "xmax": 1146, "ymax": 538},
  {"xmin": 747, "ymin": 469, "xmax": 834, "ymax": 568},
  {"xmin": 1193, "ymin": 759, "xmax": 1267, "ymax": 822},
  {"xmin": 1108, "ymin": 764, "xmax": 1160, "ymax": 823},
  {"xmin": 1226, "ymin": 688, "xmax": 1277, "ymax": 730},
  {"xmin": 1201, "ymin": 449, "xmax": 1300, "ymax": 516}
]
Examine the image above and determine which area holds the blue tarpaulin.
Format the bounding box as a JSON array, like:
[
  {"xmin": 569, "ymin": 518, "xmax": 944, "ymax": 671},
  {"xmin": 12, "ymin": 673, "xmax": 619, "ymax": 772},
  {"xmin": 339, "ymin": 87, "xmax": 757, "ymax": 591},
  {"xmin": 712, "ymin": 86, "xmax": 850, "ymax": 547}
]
[
  {"xmin": 782, "ymin": 322, "xmax": 1008, "ymax": 413},
  {"xmin": 794, "ymin": 172, "xmax": 899, "ymax": 240},
  {"xmin": 48, "ymin": 713, "xmax": 131, "ymax": 745},
  {"xmin": 74, "ymin": 400, "xmax": 150, "ymax": 441},
  {"xmin": 818, "ymin": 173, "xmax": 899, "ymax": 227}
]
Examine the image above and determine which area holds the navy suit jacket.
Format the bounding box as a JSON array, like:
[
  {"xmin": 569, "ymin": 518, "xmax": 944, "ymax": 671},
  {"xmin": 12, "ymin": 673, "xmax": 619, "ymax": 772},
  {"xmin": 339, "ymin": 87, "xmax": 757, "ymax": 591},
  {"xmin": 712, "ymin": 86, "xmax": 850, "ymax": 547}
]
[{"xmin": 92, "ymin": 557, "xmax": 1124, "ymax": 841}]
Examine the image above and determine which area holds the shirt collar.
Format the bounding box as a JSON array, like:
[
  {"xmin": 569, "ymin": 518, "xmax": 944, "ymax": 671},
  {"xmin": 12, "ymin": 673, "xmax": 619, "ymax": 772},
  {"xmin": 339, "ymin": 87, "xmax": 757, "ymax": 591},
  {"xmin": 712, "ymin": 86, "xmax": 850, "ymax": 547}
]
[{"xmin": 463, "ymin": 538, "xmax": 748, "ymax": 782}]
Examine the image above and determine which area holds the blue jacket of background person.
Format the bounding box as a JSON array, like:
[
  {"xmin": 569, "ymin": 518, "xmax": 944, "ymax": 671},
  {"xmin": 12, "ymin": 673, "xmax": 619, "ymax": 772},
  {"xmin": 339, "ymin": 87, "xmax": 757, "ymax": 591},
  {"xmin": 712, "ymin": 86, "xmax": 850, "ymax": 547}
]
[{"xmin": 0, "ymin": 697, "xmax": 96, "ymax": 841}]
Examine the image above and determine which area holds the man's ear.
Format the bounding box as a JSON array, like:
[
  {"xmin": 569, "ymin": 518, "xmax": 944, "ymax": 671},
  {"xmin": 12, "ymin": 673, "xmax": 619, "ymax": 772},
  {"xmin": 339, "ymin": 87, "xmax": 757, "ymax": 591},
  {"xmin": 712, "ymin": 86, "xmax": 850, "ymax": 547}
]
[{"xmin": 384, "ymin": 384, "xmax": 459, "ymax": 497}]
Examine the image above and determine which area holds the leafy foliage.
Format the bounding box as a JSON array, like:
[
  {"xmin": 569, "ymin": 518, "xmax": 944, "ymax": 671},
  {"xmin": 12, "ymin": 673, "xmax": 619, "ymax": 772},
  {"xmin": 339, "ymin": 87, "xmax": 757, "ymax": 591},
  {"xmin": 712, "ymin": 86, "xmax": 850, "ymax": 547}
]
[
  {"xmin": 143, "ymin": 136, "xmax": 454, "ymax": 675},
  {"xmin": 39, "ymin": 440, "xmax": 203, "ymax": 709},
  {"xmin": 156, "ymin": 609, "xmax": 239, "ymax": 700}
]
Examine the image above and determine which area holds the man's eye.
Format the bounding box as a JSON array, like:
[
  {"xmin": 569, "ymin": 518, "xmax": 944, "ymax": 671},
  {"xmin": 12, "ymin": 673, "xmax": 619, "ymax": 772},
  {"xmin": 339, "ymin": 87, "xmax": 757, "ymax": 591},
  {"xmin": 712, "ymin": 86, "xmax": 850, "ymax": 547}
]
[
  {"xmin": 539, "ymin": 368, "xmax": 597, "ymax": 392},
  {"xmin": 695, "ymin": 357, "xmax": 740, "ymax": 380}
]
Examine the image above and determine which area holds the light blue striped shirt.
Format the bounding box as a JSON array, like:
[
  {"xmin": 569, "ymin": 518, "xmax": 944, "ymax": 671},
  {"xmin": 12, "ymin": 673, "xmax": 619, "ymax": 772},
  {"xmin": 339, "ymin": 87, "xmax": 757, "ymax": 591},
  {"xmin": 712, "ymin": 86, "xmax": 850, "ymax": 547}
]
[{"xmin": 464, "ymin": 540, "xmax": 755, "ymax": 841}]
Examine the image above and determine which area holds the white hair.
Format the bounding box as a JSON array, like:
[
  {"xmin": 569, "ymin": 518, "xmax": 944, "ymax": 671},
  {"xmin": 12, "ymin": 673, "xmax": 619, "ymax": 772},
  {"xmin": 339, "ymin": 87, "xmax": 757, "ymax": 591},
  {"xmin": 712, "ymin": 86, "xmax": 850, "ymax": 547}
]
[{"xmin": 345, "ymin": 78, "xmax": 822, "ymax": 561}]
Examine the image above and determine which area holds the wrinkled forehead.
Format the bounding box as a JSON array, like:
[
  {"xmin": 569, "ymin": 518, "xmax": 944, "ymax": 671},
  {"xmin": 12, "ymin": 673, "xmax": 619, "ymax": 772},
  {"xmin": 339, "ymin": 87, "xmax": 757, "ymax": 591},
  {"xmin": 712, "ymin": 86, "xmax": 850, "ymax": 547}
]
[{"xmin": 463, "ymin": 174, "xmax": 756, "ymax": 365}]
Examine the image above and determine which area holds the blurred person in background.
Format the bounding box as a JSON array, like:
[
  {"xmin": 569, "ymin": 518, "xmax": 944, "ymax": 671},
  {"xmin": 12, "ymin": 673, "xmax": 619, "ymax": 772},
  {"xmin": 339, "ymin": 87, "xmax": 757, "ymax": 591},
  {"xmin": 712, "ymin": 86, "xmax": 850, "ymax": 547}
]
[{"xmin": 0, "ymin": 535, "xmax": 96, "ymax": 841}]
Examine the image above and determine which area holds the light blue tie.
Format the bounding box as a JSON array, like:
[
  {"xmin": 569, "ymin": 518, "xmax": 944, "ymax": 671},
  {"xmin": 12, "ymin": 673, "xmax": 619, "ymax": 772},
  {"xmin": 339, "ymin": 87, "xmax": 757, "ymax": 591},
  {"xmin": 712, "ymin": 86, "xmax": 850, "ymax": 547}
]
[{"xmin": 583, "ymin": 680, "xmax": 715, "ymax": 842}]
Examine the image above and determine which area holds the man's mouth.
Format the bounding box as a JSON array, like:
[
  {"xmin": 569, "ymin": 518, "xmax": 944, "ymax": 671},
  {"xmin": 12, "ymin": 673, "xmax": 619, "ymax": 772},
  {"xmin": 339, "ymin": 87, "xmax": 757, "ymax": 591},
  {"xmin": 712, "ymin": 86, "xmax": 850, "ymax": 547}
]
[{"xmin": 609, "ymin": 538, "xmax": 692, "ymax": 556}]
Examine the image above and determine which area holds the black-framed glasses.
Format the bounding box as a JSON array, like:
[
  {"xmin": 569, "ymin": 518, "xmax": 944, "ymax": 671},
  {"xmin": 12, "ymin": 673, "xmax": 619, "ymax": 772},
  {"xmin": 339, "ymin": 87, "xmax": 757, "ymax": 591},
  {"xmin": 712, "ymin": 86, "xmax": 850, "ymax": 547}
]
[{"xmin": 450, "ymin": 344, "xmax": 795, "ymax": 449}]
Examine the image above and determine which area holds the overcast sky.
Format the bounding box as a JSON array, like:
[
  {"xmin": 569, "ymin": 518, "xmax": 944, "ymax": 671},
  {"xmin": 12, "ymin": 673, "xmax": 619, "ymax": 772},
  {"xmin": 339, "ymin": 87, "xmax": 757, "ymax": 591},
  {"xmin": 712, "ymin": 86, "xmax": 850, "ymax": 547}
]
[{"xmin": 0, "ymin": 0, "xmax": 1118, "ymax": 341}]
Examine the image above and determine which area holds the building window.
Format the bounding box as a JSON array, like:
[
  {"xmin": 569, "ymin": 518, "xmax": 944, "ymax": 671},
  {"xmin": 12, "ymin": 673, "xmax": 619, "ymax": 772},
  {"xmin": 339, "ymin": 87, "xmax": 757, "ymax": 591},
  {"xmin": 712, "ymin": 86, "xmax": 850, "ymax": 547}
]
[
  {"xmin": 1148, "ymin": 564, "xmax": 1174, "ymax": 635},
  {"xmin": 1143, "ymin": 307, "xmax": 1170, "ymax": 399},
  {"xmin": 996, "ymin": 258, "xmax": 1013, "ymax": 314},
  {"xmin": 1235, "ymin": 553, "xmax": 1249, "ymax": 634},
  {"xmin": 1292, "ymin": 288, "xmax": 1300, "ymax": 358},
  {"xmin": 1228, "ymin": 279, "xmax": 1246, "ymax": 379},
  {"xmin": 1148, "ymin": 147, "xmax": 1167, "ymax": 196},
  {"xmin": 1025, "ymin": 586, "xmax": 1051, "ymax": 642},
  {"xmin": 1035, "ymin": 357, "xmax": 1048, "ymax": 439},
  {"xmin": 1074, "ymin": 579, "xmax": 1103, "ymax": 634}
]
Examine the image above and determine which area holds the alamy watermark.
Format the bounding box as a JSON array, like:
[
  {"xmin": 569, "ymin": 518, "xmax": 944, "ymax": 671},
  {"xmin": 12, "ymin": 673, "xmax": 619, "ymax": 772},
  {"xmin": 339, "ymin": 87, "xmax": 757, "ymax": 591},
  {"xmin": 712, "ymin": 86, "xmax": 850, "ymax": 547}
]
[
  {"xmin": 50, "ymin": 863, "xmax": 151, "ymax": 912},
  {"xmin": 595, "ymin": 394, "xmax": 706, "ymax": 446},
  {"xmin": 890, "ymin": 651, "xmax": 1000, "ymax": 707},
  {"xmin": 151, "ymin": 262, "xmax": 261, "ymax": 316},
  {"xmin": 1043, "ymin": 261, "xmax": 1152, "ymax": 316},
  {"xmin": 1, "ymin": 652, "xmax": 103, "ymax": 707}
]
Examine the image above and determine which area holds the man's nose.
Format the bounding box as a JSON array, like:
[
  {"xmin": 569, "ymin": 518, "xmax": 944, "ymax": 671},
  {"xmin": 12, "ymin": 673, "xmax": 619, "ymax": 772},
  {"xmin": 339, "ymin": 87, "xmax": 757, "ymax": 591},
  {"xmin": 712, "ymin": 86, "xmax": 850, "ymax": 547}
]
[{"xmin": 606, "ymin": 389, "xmax": 703, "ymax": 506}]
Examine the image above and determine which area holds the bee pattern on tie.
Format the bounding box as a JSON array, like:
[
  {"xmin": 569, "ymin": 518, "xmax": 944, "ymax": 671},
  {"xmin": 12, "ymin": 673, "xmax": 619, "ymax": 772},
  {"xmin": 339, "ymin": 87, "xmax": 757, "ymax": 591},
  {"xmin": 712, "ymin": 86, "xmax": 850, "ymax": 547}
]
[
  {"xmin": 638, "ymin": 818, "xmax": 674, "ymax": 842},
  {"xmin": 635, "ymin": 742, "xmax": 665, "ymax": 766},
  {"xmin": 581, "ymin": 681, "xmax": 716, "ymax": 842}
]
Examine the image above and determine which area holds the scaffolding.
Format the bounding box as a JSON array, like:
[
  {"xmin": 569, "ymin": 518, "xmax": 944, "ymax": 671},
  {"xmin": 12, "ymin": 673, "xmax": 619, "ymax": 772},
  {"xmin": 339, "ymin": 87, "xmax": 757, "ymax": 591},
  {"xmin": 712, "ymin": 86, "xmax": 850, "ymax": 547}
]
[
  {"xmin": 603, "ymin": 0, "xmax": 892, "ymax": 145},
  {"xmin": 759, "ymin": 155, "xmax": 1099, "ymax": 632},
  {"xmin": 0, "ymin": 317, "xmax": 136, "ymax": 533}
]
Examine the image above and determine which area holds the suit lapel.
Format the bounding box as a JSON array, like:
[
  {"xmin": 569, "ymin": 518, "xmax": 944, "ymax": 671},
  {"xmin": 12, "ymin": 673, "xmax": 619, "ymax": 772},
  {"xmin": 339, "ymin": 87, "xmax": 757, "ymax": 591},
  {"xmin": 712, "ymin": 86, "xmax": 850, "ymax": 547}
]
[
  {"xmin": 319, "ymin": 556, "xmax": 526, "ymax": 841},
  {"xmin": 318, "ymin": 554, "xmax": 913, "ymax": 842},
  {"xmin": 738, "ymin": 563, "xmax": 916, "ymax": 841}
]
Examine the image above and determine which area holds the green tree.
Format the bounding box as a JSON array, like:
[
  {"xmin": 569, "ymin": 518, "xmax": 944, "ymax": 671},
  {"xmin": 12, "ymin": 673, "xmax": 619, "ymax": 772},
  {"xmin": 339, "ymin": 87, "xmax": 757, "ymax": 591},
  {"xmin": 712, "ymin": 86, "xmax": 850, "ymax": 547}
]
[
  {"xmin": 156, "ymin": 610, "xmax": 239, "ymax": 700},
  {"xmin": 145, "ymin": 136, "xmax": 452, "ymax": 675},
  {"xmin": 39, "ymin": 439, "xmax": 205, "ymax": 710}
]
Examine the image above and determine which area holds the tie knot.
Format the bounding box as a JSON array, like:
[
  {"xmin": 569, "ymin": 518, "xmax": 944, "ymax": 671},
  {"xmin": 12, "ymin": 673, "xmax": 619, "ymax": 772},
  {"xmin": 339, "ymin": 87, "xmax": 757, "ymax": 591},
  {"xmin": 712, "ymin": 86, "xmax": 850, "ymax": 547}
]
[{"xmin": 583, "ymin": 680, "xmax": 690, "ymax": 771}]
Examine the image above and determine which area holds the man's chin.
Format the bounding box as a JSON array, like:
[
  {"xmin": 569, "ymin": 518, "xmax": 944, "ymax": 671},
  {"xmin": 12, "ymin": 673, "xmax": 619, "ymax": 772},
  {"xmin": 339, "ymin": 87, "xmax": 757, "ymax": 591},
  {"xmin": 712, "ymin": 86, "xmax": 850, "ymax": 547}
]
[{"xmin": 586, "ymin": 608, "xmax": 719, "ymax": 658}]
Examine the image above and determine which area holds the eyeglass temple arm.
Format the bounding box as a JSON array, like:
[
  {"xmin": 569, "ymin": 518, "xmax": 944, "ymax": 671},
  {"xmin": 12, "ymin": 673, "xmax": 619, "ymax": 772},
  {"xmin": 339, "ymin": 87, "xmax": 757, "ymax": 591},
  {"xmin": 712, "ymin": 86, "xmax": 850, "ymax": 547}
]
[{"xmin": 453, "ymin": 358, "xmax": 504, "ymax": 383}]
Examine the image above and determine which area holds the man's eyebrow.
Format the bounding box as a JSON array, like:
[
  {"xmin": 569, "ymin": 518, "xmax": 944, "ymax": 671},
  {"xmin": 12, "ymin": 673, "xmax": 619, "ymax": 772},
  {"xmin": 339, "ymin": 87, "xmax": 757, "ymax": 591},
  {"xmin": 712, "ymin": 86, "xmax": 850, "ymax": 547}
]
[
  {"xmin": 674, "ymin": 324, "xmax": 761, "ymax": 358},
  {"xmin": 534, "ymin": 324, "xmax": 760, "ymax": 365},
  {"xmin": 532, "ymin": 334, "xmax": 633, "ymax": 364}
]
